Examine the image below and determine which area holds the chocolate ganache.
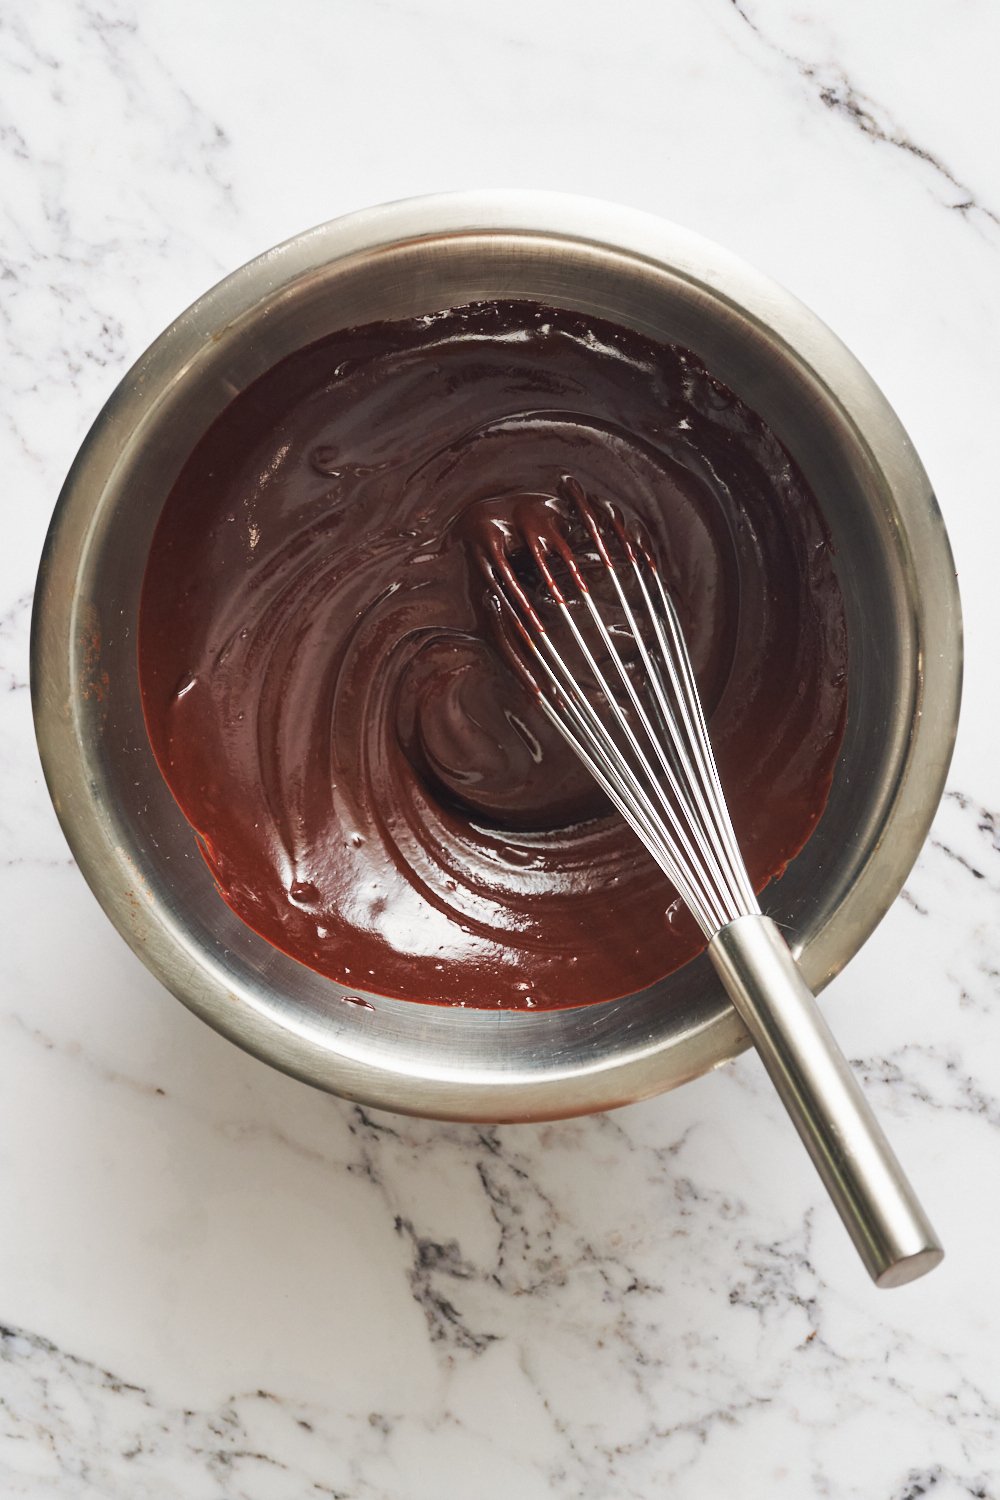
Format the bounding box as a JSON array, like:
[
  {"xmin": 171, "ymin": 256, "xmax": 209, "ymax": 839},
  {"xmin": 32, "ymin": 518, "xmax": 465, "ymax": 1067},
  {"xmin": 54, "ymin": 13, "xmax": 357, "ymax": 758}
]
[{"xmin": 139, "ymin": 301, "xmax": 847, "ymax": 1009}]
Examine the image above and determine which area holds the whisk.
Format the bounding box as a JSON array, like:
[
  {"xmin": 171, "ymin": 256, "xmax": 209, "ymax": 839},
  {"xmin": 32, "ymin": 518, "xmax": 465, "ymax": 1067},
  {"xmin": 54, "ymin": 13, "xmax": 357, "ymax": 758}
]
[{"xmin": 480, "ymin": 479, "xmax": 943, "ymax": 1287}]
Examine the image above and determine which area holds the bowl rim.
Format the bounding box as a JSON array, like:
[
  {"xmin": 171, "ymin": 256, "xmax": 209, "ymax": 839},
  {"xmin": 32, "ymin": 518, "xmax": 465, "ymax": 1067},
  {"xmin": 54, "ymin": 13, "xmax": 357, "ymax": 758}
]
[{"xmin": 31, "ymin": 191, "xmax": 963, "ymax": 1120}]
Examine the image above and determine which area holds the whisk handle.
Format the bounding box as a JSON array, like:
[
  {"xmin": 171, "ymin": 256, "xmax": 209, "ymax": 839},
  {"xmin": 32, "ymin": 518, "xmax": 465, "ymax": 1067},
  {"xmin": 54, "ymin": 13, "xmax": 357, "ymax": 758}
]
[{"xmin": 709, "ymin": 914, "xmax": 943, "ymax": 1287}]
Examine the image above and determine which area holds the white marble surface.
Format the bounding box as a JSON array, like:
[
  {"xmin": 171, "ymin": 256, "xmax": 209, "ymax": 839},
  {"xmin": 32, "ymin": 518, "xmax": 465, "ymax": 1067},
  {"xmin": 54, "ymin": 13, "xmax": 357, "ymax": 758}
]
[{"xmin": 3, "ymin": 0, "xmax": 1000, "ymax": 1494}]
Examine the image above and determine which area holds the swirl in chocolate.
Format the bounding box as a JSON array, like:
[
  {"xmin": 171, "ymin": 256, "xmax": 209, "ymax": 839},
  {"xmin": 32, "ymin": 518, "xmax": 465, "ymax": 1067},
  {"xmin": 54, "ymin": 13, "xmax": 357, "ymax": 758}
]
[{"xmin": 139, "ymin": 301, "xmax": 847, "ymax": 1008}]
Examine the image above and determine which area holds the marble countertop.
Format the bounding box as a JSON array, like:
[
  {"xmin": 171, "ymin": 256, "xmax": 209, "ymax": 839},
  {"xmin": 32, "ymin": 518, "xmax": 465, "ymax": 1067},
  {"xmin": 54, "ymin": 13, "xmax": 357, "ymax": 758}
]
[{"xmin": 3, "ymin": 1, "xmax": 999, "ymax": 1495}]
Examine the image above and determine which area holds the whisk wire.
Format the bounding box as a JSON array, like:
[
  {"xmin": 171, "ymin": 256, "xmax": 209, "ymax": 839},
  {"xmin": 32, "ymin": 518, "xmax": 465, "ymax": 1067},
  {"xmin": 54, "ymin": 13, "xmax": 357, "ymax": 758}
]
[
  {"xmin": 528, "ymin": 534, "xmax": 727, "ymax": 929},
  {"xmin": 644, "ymin": 560, "xmax": 759, "ymax": 914},
  {"xmin": 486, "ymin": 554, "xmax": 713, "ymax": 922},
  {"xmin": 484, "ymin": 491, "xmax": 760, "ymax": 937},
  {"xmin": 573, "ymin": 497, "xmax": 756, "ymax": 921},
  {"xmin": 564, "ymin": 583, "xmax": 733, "ymax": 931}
]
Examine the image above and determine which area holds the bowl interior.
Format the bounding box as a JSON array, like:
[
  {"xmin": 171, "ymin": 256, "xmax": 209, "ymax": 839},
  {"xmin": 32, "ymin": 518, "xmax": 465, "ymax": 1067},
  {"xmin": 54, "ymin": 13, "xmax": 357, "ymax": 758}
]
[{"xmin": 33, "ymin": 197, "xmax": 960, "ymax": 1120}]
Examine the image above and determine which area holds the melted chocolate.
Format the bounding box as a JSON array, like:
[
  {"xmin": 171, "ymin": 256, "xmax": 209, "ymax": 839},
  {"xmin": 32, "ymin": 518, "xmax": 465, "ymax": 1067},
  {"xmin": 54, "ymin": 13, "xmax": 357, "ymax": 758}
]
[{"xmin": 139, "ymin": 301, "xmax": 847, "ymax": 1008}]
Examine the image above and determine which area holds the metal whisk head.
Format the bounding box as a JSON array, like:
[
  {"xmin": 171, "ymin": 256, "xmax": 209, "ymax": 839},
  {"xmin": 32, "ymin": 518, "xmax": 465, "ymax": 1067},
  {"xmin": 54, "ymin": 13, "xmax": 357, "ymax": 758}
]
[{"xmin": 479, "ymin": 478, "xmax": 759, "ymax": 938}]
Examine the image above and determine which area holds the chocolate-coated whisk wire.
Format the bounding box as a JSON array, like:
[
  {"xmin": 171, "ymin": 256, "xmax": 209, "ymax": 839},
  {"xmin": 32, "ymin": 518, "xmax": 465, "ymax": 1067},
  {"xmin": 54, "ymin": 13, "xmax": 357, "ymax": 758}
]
[{"xmin": 481, "ymin": 483, "xmax": 759, "ymax": 939}]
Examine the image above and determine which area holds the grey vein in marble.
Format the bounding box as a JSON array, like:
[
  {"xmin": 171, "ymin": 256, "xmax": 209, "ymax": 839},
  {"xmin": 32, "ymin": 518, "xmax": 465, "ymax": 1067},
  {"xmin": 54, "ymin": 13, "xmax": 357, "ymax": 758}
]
[{"xmin": 726, "ymin": 0, "xmax": 1000, "ymax": 235}]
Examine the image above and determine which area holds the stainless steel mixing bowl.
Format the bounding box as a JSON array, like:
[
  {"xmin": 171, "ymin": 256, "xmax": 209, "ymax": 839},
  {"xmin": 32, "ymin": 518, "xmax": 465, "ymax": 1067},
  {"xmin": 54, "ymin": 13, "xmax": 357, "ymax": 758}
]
[{"xmin": 31, "ymin": 192, "xmax": 962, "ymax": 1121}]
